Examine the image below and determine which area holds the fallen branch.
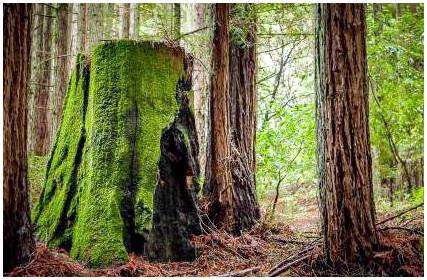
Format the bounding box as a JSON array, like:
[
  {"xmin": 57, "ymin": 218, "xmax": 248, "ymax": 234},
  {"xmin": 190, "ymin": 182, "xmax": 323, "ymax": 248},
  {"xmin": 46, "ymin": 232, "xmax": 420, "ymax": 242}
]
[
  {"xmin": 376, "ymin": 203, "xmax": 424, "ymax": 226},
  {"xmin": 378, "ymin": 226, "xmax": 423, "ymax": 236},
  {"xmin": 217, "ymin": 266, "xmax": 261, "ymax": 277},
  {"xmin": 271, "ymin": 237, "xmax": 308, "ymax": 245},
  {"xmin": 268, "ymin": 239, "xmax": 320, "ymax": 275},
  {"xmin": 269, "ymin": 254, "xmax": 310, "ymax": 277}
]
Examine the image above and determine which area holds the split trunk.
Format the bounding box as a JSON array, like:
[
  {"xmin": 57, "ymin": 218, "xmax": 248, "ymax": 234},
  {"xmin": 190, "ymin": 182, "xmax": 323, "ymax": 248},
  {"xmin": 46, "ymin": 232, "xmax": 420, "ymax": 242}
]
[{"xmin": 204, "ymin": 4, "xmax": 260, "ymax": 234}]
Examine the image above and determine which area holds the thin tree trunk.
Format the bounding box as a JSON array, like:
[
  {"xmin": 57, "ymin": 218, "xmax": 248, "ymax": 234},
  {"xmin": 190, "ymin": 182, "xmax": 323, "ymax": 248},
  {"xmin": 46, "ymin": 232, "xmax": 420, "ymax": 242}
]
[
  {"xmin": 28, "ymin": 3, "xmax": 44, "ymax": 152},
  {"xmin": 119, "ymin": 3, "xmax": 130, "ymax": 39},
  {"xmin": 315, "ymin": 4, "xmax": 379, "ymax": 265},
  {"xmin": 370, "ymin": 83, "xmax": 413, "ymax": 192},
  {"xmin": 3, "ymin": 3, "xmax": 35, "ymax": 272},
  {"xmin": 80, "ymin": 3, "xmax": 89, "ymax": 54},
  {"xmin": 34, "ymin": 4, "xmax": 53, "ymax": 155},
  {"xmin": 53, "ymin": 3, "xmax": 71, "ymax": 138},
  {"xmin": 372, "ymin": 4, "xmax": 383, "ymax": 35},
  {"xmin": 69, "ymin": 3, "xmax": 79, "ymax": 72},
  {"xmin": 173, "ymin": 3, "xmax": 181, "ymax": 39},
  {"xmin": 192, "ymin": 3, "xmax": 210, "ymax": 179},
  {"xmin": 129, "ymin": 3, "xmax": 139, "ymax": 39}
]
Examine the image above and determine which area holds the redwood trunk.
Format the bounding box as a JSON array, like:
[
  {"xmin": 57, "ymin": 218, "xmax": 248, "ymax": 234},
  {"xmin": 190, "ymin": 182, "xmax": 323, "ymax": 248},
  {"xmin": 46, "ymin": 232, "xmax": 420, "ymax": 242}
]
[
  {"xmin": 315, "ymin": 3, "xmax": 379, "ymax": 265},
  {"xmin": 3, "ymin": 3, "xmax": 35, "ymax": 272}
]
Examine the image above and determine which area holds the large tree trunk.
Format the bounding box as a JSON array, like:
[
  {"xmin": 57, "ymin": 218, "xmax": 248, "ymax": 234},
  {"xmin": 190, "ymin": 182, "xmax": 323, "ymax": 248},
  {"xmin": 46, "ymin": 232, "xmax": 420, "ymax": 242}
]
[
  {"xmin": 119, "ymin": 4, "xmax": 130, "ymax": 39},
  {"xmin": 53, "ymin": 3, "xmax": 71, "ymax": 139},
  {"xmin": 33, "ymin": 4, "xmax": 53, "ymax": 155},
  {"xmin": 228, "ymin": 3, "xmax": 260, "ymax": 231},
  {"xmin": 315, "ymin": 4, "xmax": 379, "ymax": 265},
  {"xmin": 3, "ymin": 3, "xmax": 35, "ymax": 272},
  {"xmin": 33, "ymin": 42, "xmax": 200, "ymax": 267}
]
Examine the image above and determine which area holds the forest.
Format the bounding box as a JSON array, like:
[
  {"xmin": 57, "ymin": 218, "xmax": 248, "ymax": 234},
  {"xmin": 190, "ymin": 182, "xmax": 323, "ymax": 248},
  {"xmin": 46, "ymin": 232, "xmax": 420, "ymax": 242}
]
[{"xmin": 3, "ymin": 2, "xmax": 424, "ymax": 277}]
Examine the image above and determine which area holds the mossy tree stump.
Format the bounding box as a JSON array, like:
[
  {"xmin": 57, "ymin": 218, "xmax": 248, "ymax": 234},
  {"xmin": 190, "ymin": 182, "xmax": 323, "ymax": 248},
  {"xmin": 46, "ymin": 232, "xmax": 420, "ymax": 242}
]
[{"xmin": 33, "ymin": 41, "xmax": 201, "ymax": 267}]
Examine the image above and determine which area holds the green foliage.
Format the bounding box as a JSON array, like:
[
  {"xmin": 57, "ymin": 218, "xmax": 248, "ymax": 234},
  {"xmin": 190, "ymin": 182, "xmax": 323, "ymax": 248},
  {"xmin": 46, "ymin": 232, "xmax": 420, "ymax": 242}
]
[
  {"xmin": 255, "ymin": 4, "xmax": 316, "ymax": 204},
  {"xmin": 367, "ymin": 4, "xmax": 424, "ymax": 188}
]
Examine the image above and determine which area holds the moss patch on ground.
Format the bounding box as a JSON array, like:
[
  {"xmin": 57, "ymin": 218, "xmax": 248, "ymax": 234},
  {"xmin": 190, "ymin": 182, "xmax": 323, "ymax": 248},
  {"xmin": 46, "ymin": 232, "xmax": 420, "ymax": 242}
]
[{"xmin": 33, "ymin": 41, "xmax": 188, "ymax": 267}]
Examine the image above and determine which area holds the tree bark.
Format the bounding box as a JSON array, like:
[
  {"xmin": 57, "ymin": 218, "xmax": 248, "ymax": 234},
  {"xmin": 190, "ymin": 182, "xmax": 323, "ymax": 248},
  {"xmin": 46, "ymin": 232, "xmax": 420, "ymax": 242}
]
[
  {"xmin": 315, "ymin": 3, "xmax": 379, "ymax": 265},
  {"xmin": 28, "ymin": 3, "xmax": 44, "ymax": 152},
  {"xmin": 3, "ymin": 3, "xmax": 35, "ymax": 272},
  {"xmin": 53, "ymin": 3, "xmax": 71, "ymax": 138},
  {"xmin": 119, "ymin": 3, "xmax": 130, "ymax": 39},
  {"xmin": 88, "ymin": 4, "xmax": 102, "ymax": 48},
  {"xmin": 33, "ymin": 4, "xmax": 53, "ymax": 155},
  {"xmin": 192, "ymin": 3, "xmax": 211, "ymax": 179}
]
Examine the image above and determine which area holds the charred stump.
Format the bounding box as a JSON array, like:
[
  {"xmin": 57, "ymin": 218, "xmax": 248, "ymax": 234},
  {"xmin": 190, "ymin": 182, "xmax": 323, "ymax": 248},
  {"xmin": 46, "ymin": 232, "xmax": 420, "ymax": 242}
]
[{"xmin": 145, "ymin": 69, "xmax": 202, "ymax": 261}]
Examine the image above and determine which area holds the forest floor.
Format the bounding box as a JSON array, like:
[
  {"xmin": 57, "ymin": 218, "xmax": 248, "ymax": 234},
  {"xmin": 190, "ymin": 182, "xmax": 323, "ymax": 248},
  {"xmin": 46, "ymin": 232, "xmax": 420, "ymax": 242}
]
[
  {"xmin": 8, "ymin": 206, "xmax": 424, "ymax": 277},
  {"xmin": 10, "ymin": 156, "xmax": 423, "ymax": 277}
]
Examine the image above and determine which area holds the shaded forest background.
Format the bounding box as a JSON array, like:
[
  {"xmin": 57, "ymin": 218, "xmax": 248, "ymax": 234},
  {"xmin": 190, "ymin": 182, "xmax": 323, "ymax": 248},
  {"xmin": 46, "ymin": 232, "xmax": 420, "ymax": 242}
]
[{"xmin": 27, "ymin": 3, "xmax": 423, "ymax": 229}]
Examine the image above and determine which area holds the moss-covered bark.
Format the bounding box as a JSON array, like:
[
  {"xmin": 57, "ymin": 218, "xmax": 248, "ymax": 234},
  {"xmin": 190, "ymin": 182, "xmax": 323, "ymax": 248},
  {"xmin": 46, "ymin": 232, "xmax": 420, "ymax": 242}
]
[{"xmin": 33, "ymin": 41, "xmax": 199, "ymax": 267}]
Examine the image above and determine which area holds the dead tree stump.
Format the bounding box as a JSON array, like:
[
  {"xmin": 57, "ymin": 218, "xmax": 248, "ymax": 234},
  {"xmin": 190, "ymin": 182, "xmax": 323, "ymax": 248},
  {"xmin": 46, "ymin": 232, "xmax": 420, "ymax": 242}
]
[{"xmin": 33, "ymin": 41, "xmax": 201, "ymax": 267}]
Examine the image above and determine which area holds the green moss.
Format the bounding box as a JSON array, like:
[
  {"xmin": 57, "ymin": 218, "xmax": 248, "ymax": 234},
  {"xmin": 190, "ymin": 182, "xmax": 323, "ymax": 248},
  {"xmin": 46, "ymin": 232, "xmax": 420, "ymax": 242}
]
[
  {"xmin": 34, "ymin": 41, "xmax": 187, "ymax": 267},
  {"xmin": 28, "ymin": 153, "xmax": 48, "ymax": 208},
  {"xmin": 32, "ymin": 54, "xmax": 89, "ymax": 250}
]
